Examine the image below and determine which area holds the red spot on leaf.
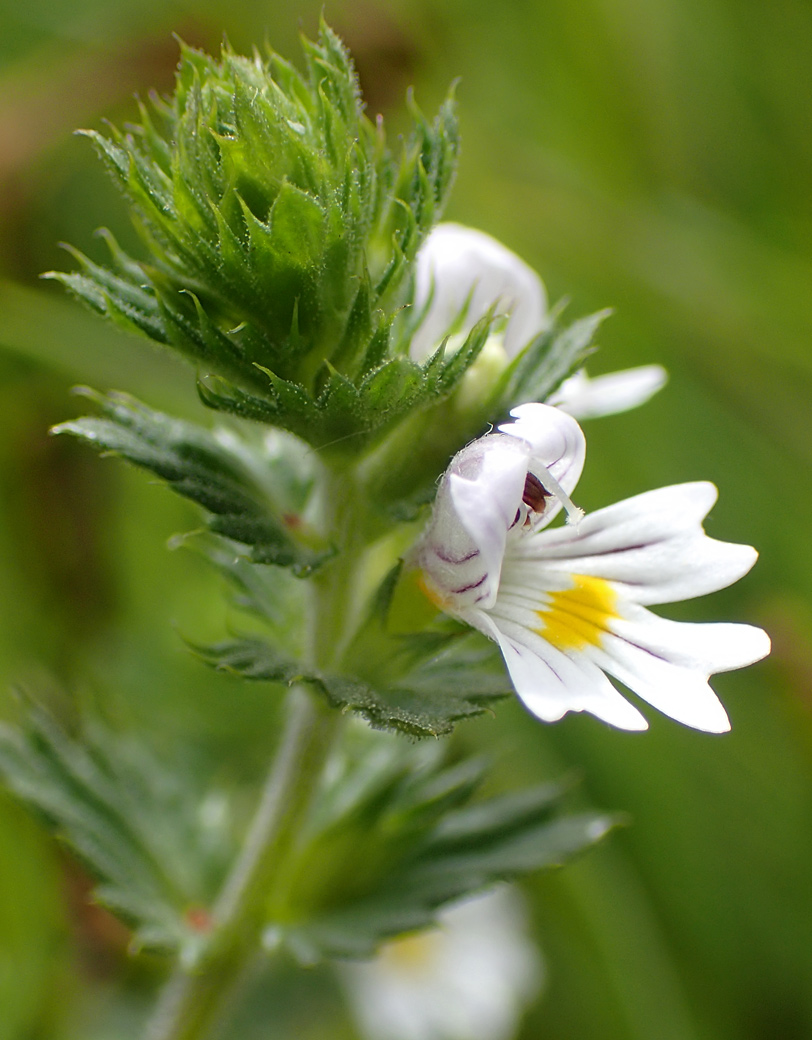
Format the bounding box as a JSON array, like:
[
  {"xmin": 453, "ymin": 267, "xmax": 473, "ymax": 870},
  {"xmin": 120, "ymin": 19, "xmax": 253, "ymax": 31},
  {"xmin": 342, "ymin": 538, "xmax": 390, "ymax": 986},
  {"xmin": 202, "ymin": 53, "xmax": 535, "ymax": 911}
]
[{"xmin": 185, "ymin": 906, "xmax": 213, "ymax": 933}]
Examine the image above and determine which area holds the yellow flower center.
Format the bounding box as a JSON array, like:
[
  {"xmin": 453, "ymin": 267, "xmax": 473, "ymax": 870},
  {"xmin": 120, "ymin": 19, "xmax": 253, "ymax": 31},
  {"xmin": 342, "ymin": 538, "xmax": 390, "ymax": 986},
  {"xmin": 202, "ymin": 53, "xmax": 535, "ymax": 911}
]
[{"xmin": 535, "ymin": 574, "xmax": 617, "ymax": 650}]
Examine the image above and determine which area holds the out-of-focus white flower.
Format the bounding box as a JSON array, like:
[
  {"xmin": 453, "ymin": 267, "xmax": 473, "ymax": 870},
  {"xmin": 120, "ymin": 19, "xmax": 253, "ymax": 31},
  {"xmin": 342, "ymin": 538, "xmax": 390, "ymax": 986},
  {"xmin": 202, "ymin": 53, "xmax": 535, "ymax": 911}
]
[
  {"xmin": 414, "ymin": 402, "xmax": 770, "ymax": 732},
  {"xmin": 339, "ymin": 888, "xmax": 541, "ymax": 1040},
  {"xmin": 411, "ymin": 222, "xmax": 667, "ymax": 420}
]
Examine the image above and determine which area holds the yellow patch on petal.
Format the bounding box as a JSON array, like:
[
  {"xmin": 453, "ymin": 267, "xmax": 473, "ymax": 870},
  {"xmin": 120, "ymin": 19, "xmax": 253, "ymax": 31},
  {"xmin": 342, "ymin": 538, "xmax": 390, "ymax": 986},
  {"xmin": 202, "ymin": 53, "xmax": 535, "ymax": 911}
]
[
  {"xmin": 386, "ymin": 567, "xmax": 445, "ymax": 633},
  {"xmin": 418, "ymin": 573, "xmax": 448, "ymax": 608},
  {"xmin": 416, "ymin": 571, "xmax": 456, "ymax": 614},
  {"xmin": 535, "ymin": 574, "xmax": 617, "ymax": 650},
  {"xmin": 381, "ymin": 930, "xmax": 441, "ymax": 975}
]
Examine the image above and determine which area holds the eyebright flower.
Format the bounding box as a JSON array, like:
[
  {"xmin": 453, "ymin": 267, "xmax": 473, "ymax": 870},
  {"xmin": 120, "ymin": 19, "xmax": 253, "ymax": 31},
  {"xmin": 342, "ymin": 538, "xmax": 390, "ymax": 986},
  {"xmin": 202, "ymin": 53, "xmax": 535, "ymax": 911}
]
[
  {"xmin": 338, "ymin": 888, "xmax": 541, "ymax": 1040},
  {"xmin": 411, "ymin": 223, "xmax": 549, "ymax": 362},
  {"xmin": 414, "ymin": 403, "xmax": 770, "ymax": 732},
  {"xmin": 411, "ymin": 222, "xmax": 667, "ymax": 420}
]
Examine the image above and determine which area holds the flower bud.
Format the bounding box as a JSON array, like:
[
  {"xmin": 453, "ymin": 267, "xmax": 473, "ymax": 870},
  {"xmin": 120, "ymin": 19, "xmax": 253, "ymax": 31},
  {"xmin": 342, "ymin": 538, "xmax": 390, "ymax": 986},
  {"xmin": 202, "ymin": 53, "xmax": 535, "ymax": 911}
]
[{"xmin": 50, "ymin": 23, "xmax": 459, "ymax": 406}]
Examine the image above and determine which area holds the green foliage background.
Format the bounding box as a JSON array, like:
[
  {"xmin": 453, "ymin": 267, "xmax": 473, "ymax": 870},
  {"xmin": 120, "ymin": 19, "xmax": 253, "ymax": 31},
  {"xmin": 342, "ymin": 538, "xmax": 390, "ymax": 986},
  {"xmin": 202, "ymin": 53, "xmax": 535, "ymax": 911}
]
[{"xmin": 0, "ymin": 0, "xmax": 809, "ymax": 1037}]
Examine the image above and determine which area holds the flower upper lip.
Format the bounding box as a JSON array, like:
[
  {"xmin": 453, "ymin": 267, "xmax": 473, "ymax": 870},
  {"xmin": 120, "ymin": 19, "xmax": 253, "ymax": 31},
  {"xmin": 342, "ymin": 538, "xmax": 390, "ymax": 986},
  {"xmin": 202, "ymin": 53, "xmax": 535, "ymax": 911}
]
[{"xmin": 419, "ymin": 404, "xmax": 587, "ymax": 614}]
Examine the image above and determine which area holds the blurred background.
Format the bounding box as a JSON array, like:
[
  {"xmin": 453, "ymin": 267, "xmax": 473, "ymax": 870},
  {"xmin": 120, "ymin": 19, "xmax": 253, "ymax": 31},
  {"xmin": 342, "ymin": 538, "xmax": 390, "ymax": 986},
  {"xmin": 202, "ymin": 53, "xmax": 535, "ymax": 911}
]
[{"xmin": 1, "ymin": 0, "xmax": 810, "ymax": 1037}]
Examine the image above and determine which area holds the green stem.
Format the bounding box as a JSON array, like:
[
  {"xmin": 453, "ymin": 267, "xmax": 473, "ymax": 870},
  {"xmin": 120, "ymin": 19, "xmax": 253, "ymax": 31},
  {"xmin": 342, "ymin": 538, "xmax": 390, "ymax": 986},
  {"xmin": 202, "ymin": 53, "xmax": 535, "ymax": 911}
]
[
  {"xmin": 308, "ymin": 465, "xmax": 372, "ymax": 669},
  {"xmin": 143, "ymin": 462, "xmax": 372, "ymax": 1040},
  {"xmin": 143, "ymin": 686, "xmax": 340, "ymax": 1040}
]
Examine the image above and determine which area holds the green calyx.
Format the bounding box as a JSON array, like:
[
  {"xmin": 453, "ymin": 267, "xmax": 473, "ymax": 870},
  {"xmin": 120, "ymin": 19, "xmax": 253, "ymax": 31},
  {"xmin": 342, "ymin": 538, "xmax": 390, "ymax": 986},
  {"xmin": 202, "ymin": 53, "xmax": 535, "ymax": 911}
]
[{"xmin": 47, "ymin": 22, "xmax": 459, "ymax": 451}]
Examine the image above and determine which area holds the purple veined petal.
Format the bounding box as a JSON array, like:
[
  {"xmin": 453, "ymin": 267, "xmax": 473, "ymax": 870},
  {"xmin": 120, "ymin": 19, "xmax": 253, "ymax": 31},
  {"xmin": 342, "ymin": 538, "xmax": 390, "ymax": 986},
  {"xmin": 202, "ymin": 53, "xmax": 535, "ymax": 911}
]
[
  {"xmin": 447, "ymin": 437, "xmax": 530, "ymax": 608},
  {"xmin": 417, "ymin": 435, "xmax": 529, "ymax": 612},
  {"xmin": 549, "ymin": 365, "xmax": 668, "ymax": 420},
  {"xmin": 411, "ymin": 223, "xmax": 548, "ymax": 362},
  {"xmin": 592, "ymin": 641, "xmax": 732, "ymax": 733},
  {"xmin": 498, "ymin": 403, "xmax": 586, "ymax": 527},
  {"xmin": 470, "ymin": 610, "xmax": 649, "ymax": 731},
  {"xmin": 609, "ymin": 604, "xmax": 772, "ymax": 674},
  {"xmin": 589, "ymin": 602, "xmax": 769, "ymax": 732},
  {"xmin": 522, "ymin": 482, "xmax": 759, "ymax": 604}
]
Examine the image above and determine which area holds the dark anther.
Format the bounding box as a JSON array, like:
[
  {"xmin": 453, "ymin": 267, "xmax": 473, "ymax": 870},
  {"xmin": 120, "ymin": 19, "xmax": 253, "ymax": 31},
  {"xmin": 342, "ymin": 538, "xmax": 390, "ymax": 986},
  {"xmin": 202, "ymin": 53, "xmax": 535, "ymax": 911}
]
[{"xmin": 523, "ymin": 471, "xmax": 551, "ymax": 513}]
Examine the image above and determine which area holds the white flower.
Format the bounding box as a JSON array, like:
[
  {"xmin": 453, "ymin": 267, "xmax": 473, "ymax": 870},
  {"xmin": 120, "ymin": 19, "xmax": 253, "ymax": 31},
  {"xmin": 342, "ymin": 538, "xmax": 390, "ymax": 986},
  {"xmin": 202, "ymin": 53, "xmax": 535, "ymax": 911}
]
[
  {"xmin": 338, "ymin": 888, "xmax": 541, "ymax": 1040},
  {"xmin": 414, "ymin": 403, "xmax": 770, "ymax": 732},
  {"xmin": 411, "ymin": 222, "xmax": 667, "ymax": 420},
  {"xmin": 411, "ymin": 223, "xmax": 548, "ymax": 362}
]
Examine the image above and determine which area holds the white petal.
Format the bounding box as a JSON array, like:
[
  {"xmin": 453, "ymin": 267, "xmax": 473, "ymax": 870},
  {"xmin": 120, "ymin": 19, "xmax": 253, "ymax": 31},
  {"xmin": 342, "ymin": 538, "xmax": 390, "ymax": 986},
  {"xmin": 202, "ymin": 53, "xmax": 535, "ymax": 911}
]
[
  {"xmin": 524, "ymin": 482, "xmax": 759, "ymax": 604},
  {"xmin": 471, "ymin": 610, "xmax": 649, "ymax": 731},
  {"xmin": 611, "ymin": 605, "xmax": 771, "ymax": 673},
  {"xmin": 549, "ymin": 365, "xmax": 668, "ymax": 419},
  {"xmin": 594, "ymin": 641, "xmax": 730, "ymax": 733},
  {"xmin": 411, "ymin": 223, "xmax": 547, "ymax": 361},
  {"xmin": 339, "ymin": 888, "xmax": 540, "ymax": 1040},
  {"xmin": 498, "ymin": 403, "xmax": 586, "ymax": 526},
  {"xmin": 449, "ymin": 439, "xmax": 529, "ymax": 606},
  {"xmin": 418, "ymin": 435, "xmax": 528, "ymax": 611},
  {"xmin": 593, "ymin": 606, "xmax": 770, "ymax": 732}
]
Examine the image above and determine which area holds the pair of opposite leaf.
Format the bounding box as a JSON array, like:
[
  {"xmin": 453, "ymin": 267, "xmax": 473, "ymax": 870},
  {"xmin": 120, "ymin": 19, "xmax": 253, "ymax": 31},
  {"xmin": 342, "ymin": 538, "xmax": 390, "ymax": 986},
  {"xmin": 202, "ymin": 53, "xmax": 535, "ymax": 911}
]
[{"xmin": 408, "ymin": 223, "xmax": 769, "ymax": 733}]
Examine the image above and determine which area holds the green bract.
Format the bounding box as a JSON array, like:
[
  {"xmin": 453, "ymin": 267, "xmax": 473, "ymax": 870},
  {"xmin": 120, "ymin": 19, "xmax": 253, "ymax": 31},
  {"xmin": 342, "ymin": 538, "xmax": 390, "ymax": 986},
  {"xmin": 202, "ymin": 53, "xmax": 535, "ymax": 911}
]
[
  {"xmin": 0, "ymin": 697, "xmax": 232, "ymax": 958},
  {"xmin": 48, "ymin": 22, "xmax": 459, "ymax": 452},
  {"xmin": 53, "ymin": 388, "xmax": 333, "ymax": 576},
  {"xmin": 0, "ymin": 701, "xmax": 616, "ymax": 964}
]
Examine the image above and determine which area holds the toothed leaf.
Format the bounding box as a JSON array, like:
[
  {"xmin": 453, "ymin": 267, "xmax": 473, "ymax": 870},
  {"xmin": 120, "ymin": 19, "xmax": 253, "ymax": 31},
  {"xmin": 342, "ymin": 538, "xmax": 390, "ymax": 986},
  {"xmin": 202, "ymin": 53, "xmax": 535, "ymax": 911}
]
[{"xmin": 53, "ymin": 390, "xmax": 331, "ymax": 575}]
